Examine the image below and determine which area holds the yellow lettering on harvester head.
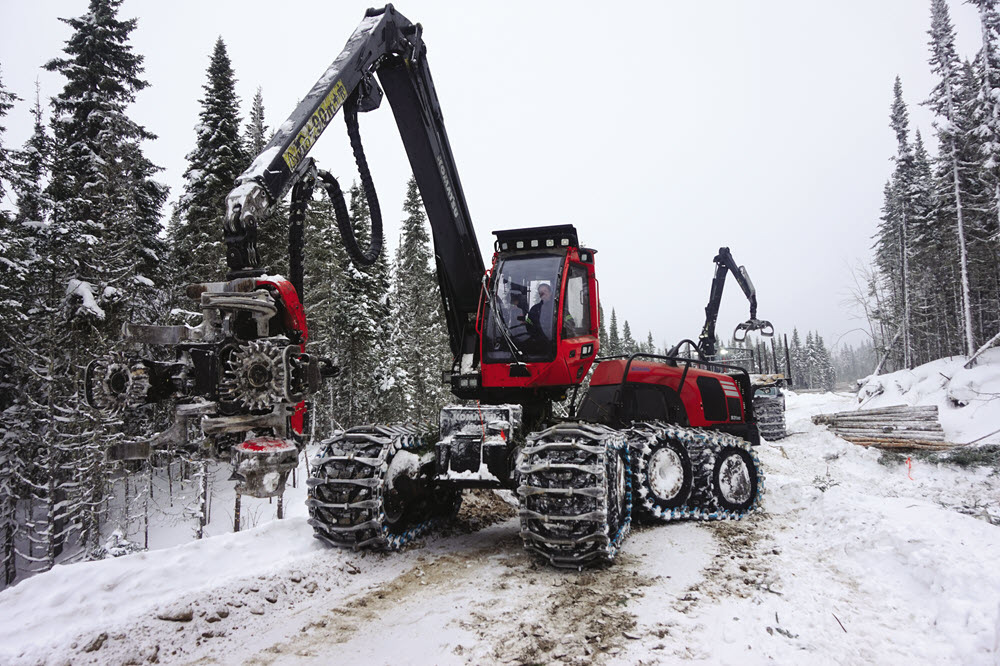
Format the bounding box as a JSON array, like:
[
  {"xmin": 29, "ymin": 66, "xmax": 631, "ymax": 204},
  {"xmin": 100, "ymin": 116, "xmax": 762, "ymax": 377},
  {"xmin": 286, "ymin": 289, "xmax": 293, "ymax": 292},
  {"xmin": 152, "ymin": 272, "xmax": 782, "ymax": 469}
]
[{"xmin": 282, "ymin": 80, "xmax": 350, "ymax": 171}]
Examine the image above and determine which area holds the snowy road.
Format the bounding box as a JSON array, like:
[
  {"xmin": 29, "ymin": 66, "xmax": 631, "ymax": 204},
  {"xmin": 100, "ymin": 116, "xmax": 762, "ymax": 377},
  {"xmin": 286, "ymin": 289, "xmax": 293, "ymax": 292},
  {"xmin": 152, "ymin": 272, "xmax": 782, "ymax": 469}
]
[{"xmin": 2, "ymin": 391, "xmax": 1000, "ymax": 665}]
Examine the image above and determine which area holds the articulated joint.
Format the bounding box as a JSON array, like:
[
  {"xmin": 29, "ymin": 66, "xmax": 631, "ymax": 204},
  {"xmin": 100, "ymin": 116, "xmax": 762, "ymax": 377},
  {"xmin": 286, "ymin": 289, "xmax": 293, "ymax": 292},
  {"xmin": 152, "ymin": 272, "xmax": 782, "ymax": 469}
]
[{"xmin": 224, "ymin": 180, "xmax": 272, "ymax": 276}]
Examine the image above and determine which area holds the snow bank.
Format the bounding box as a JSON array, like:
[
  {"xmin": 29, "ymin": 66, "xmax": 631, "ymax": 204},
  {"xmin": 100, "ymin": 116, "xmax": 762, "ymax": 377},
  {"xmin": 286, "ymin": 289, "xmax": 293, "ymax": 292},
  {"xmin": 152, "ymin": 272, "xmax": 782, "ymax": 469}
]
[
  {"xmin": 0, "ymin": 517, "xmax": 329, "ymax": 663},
  {"xmin": 857, "ymin": 350, "xmax": 1000, "ymax": 444}
]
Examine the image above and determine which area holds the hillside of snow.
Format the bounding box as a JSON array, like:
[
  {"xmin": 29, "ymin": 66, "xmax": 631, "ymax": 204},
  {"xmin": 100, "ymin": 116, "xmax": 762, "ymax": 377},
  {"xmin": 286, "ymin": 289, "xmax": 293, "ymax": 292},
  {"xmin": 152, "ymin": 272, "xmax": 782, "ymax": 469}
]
[
  {"xmin": 857, "ymin": 348, "xmax": 1000, "ymax": 444},
  {"xmin": 1, "ymin": 390, "xmax": 999, "ymax": 664}
]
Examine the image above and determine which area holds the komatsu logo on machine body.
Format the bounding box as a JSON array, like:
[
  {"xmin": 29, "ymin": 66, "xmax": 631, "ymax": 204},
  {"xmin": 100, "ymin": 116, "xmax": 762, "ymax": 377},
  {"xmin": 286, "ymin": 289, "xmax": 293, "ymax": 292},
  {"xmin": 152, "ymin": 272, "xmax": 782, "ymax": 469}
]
[
  {"xmin": 282, "ymin": 81, "xmax": 349, "ymax": 170},
  {"xmin": 437, "ymin": 155, "xmax": 461, "ymax": 220}
]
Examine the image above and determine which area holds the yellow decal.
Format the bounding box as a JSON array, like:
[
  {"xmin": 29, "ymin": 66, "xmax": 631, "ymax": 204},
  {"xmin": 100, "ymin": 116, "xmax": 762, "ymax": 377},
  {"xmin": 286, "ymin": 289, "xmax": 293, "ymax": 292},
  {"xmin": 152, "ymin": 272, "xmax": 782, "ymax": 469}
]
[{"xmin": 282, "ymin": 80, "xmax": 349, "ymax": 170}]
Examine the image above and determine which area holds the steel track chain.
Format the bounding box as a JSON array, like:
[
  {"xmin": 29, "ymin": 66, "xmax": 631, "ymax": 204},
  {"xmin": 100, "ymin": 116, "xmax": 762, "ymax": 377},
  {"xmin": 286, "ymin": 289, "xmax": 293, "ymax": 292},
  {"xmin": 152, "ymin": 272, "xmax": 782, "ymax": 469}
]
[
  {"xmin": 754, "ymin": 398, "xmax": 787, "ymax": 440},
  {"xmin": 516, "ymin": 422, "xmax": 632, "ymax": 568},
  {"xmin": 306, "ymin": 424, "xmax": 452, "ymax": 551},
  {"xmin": 629, "ymin": 422, "xmax": 765, "ymax": 522}
]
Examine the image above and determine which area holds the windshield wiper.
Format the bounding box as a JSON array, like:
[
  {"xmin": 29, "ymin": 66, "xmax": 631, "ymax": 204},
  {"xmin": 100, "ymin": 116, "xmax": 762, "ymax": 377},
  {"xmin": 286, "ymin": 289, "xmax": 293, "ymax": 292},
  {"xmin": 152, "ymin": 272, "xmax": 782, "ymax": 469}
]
[{"xmin": 487, "ymin": 291, "xmax": 524, "ymax": 360}]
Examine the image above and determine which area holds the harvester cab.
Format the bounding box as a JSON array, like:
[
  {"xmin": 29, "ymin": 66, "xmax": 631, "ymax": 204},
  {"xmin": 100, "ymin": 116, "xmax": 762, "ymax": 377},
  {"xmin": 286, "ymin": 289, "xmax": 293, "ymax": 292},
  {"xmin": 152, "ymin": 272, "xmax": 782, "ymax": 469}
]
[{"xmin": 467, "ymin": 225, "xmax": 600, "ymax": 402}]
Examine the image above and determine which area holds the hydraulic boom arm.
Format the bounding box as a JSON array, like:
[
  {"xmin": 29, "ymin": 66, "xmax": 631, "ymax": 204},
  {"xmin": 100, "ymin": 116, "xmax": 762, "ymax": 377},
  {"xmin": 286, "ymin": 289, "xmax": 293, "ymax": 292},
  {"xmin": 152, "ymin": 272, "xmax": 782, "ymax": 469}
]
[
  {"xmin": 224, "ymin": 4, "xmax": 484, "ymax": 358},
  {"xmin": 698, "ymin": 247, "xmax": 773, "ymax": 358}
]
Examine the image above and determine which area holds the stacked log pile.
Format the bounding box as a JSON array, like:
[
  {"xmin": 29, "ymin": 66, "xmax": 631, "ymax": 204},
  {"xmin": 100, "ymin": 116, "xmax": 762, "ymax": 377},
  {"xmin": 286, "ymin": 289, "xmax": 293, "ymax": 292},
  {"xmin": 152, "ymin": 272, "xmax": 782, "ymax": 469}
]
[{"xmin": 811, "ymin": 405, "xmax": 954, "ymax": 450}]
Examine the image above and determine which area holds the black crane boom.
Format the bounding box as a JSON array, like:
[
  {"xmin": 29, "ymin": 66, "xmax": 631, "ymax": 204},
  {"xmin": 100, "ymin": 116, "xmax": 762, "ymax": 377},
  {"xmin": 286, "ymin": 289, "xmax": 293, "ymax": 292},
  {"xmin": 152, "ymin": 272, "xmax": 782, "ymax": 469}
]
[{"xmin": 223, "ymin": 4, "xmax": 484, "ymax": 357}]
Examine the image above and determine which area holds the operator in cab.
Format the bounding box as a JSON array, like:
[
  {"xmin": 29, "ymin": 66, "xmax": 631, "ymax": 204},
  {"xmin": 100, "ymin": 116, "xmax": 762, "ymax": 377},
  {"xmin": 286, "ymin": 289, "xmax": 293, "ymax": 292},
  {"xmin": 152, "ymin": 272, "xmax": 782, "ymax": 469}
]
[{"xmin": 526, "ymin": 283, "xmax": 555, "ymax": 340}]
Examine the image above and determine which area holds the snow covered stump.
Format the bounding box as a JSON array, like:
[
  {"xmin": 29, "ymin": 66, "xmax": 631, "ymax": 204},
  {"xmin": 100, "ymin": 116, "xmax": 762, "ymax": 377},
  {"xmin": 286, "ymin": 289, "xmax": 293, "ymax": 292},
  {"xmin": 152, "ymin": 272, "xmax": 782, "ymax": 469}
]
[{"xmin": 230, "ymin": 438, "xmax": 299, "ymax": 499}]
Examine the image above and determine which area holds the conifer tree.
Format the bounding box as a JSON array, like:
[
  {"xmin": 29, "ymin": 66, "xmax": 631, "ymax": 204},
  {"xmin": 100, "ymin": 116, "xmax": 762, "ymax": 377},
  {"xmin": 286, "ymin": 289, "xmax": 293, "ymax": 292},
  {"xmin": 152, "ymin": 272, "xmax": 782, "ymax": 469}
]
[
  {"xmin": 890, "ymin": 77, "xmax": 914, "ymax": 367},
  {"xmin": 789, "ymin": 328, "xmax": 805, "ymax": 386},
  {"xmin": 173, "ymin": 37, "xmax": 246, "ymax": 285},
  {"xmin": 12, "ymin": 84, "xmax": 51, "ymax": 225},
  {"xmin": 0, "ymin": 65, "xmax": 17, "ymax": 219},
  {"xmin": 45, "ymin": 0, "xmax": 165, "ymax": 331},
  {"xmin": 608, "ymin": 308, "xmax": 622, "ymax": 356},
  {"xmin": 972, "ymin": 0, "xmax": 1000, "ymax": 238},
  {"xmin": 621, "ymin": 320, "xmax": 637, "ymax": 355},
  {"xmin": 244, "ymin": 87, "xmax": 267, "ymax": 158},
  {"xmin": 22, "ymin": 0, "xmax": 166, "ymax": 570},
  {"xmin": 927, "ymin": 0, "xmax": 976, "ymax": 356},
  {"xmin": 598, "ymin": 303, "xmax": 608, "ymax": 353},
  {"xmin": 241, "ymin": 87, "xmax": 286, "ymax": 275},
  {"xmin": 301, "ymin": 195, "xmax": 342, "ymax": 432},
  {"xmin": 0, "ymin": 67, "xmax": 27, "ymax": 337},
  {"xmin": 385, "ymin": 177, "xmax": 450, "ymax": 426},
  {"xmin": 331, "ymin": 185, "xmax": 391, "ymax": 426},
  {"xmin": 0, "ymin": 65, "xmax": 21, "ymax": 587}
]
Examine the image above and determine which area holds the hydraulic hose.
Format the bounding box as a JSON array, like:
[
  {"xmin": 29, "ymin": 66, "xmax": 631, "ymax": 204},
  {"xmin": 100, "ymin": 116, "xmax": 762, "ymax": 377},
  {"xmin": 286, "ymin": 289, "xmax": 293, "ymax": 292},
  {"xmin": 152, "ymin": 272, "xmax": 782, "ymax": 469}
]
[{"xmin": 316, "ymin": 95, "xmax": 384, "ymax": 267}]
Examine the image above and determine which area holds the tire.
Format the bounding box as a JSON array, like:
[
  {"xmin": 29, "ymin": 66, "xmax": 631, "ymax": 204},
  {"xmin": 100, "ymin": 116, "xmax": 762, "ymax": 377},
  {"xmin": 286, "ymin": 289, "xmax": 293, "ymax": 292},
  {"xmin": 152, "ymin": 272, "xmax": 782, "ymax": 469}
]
[
  {"xmin": 711, "ymin": 445, "xmax": 760, "ymax": 514},
  {"xmin": 634, "ymin": 434, "xmax": 693, "ymax": 518},
  {"xmin": 754, "ymin": 397, "xmax": 787, "ymax": 441},
  {"xmin": 517, "ymin": 422, "xmax": 631, "ymax": 567},
  {"xmin": 308, "ymin": 425, "xmax": 451, "ymax": 551}
]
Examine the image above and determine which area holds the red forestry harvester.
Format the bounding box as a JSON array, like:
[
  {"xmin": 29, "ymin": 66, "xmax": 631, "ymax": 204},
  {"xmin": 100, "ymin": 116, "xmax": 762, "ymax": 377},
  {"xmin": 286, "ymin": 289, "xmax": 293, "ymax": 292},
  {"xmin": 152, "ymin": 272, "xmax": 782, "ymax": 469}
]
[{"xmin": 87, "ymin": 5, "xmax": 772, "ymax": 567}]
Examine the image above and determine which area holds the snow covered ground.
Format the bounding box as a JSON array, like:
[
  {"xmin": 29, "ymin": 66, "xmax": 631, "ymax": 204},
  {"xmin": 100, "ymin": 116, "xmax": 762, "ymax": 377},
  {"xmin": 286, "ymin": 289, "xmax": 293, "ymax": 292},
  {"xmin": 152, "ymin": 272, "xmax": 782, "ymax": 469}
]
[{"xmin": 1, "ymin": 391, "xmax": 999, "ymax": 665}]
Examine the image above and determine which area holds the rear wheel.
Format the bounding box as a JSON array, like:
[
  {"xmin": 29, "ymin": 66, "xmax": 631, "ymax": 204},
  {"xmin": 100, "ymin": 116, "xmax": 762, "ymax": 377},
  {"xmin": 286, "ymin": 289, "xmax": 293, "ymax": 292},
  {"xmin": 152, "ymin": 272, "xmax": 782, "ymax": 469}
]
[
  {"xmin": 711, "ymin": 445, "xmax": 760, "ymax": 514},
  {"xmin": 754, "ymin": 396, "xmax": 787, "ymax": 440}
]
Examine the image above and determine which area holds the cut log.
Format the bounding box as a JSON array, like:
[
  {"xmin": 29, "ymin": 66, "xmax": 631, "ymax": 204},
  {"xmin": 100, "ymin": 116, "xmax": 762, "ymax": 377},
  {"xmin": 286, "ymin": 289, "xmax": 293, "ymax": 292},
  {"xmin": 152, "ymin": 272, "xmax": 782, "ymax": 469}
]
[
  {"xmin": 829, "ymin": 428, "xmax": 946, "ymax": 442},
  {"xmin": 844, "ymin": 437, "xmax": 956, "ymax": 450},
  {"xmin": 821, "ymin": 419, "xmax": 944, "ymax": 429},
  {"xmin": 812, "ymin": 405, "xmax": 938, "ymax": 424},
  {"xmin": 813, "ymin": 404, "xmax": 954, "ymax": 450}
]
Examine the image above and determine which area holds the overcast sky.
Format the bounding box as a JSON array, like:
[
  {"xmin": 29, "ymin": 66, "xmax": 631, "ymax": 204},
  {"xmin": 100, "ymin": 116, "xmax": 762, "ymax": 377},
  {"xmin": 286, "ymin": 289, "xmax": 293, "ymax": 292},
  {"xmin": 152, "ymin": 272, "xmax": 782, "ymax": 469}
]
[{"xmin": 0, "ymin": 0, "xmax": 985, "ymax": 353}]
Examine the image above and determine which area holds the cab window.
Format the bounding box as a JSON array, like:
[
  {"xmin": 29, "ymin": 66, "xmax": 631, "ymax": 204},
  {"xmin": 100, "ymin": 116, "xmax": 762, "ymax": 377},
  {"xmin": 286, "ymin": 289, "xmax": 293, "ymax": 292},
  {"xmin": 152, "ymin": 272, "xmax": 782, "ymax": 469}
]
[
  {"xmin": 484, "ymin": 254, "xmax": 563, "ymax": 363},
  {"xmin": 562, "ymin": 263, "xmax": 591, "ymax": 338}
]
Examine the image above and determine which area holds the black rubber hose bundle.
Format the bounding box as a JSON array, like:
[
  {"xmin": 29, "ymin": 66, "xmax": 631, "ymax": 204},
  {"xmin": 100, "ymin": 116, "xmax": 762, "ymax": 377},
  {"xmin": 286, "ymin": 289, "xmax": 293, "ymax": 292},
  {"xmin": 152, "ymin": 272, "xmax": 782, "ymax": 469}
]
[{"xmin": 317, "ymin": 95, "xmax": 384, "ymax": 267}]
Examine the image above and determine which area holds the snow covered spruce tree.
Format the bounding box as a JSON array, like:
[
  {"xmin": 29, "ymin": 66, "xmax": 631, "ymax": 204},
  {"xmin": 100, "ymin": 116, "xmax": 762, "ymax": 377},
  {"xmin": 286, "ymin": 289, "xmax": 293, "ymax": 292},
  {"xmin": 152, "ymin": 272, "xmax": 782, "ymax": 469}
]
[
  {"xmin": 0, "ymin": 66, "xmax": 25, "ymax": 378},
  {"xmin": 242, "ymin": 87, "xmax": 287, "ymax": 276},
  {"xmin": 384, "ymin": 176, "xmax": 450, "ymax": 426},
  {"xmin": 875, "ymin": 78, "xmax": 917, "ymax": 368},
  {"xmin": 927, "ymin": 0, "xmax": 977, "ymax": 357},
  {"xmin": 329, "ymin": 185, "xmax": 391, "ymax": 427},
  {"xmin": 302, "ymin": 196, "xmax": 344, "ymax": 433},
  {"xmin": 607, "ymin": 308, "xmax": 622, "ymax": 356},
  {"xmin": 2, "ymin": 0, "xmax": 169, "ymax": 574},
  {"xmin": 0, "ymin": 63, "xmax": 23, "ymax": 588},
  {"xmin": 171, "ymin": 37, "xmax": 245, "ymax": 286},
  {"xmin": 45, "ymin": 0, "xmax": 166, "ymax": 333},
  {"xmin": 621, "ymin": 320, "xmax": 638, "ymax": 355},
  {"xmin": 12, "ymin": 84, "xmax": 52, "ymax": 226},
  {"xmin": 598, "ymin": 303, "xmax": 608, "ymax": 352},
  {"xmin": 644, "ymin": 331, "xmax": 656, "ymax": 354},
  {"xmin": 0, "ymin": 64, "xmax": 17, "ymax": 217},
  {"xmin": 971, "ymin": 0, "xmax": 1000, "ymax": 239}
]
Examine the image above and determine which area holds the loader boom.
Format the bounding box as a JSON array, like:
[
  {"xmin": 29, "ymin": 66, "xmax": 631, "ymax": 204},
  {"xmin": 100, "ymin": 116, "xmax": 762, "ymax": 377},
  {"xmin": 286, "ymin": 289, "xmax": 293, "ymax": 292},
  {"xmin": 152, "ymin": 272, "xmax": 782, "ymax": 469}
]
[
  {"xmin": 698, "ymin": 247, "xmax": 773, "ymax": 358},
  {"xmin": 224, "ymin": 4, "xmax": 484, "ymax": 359}
]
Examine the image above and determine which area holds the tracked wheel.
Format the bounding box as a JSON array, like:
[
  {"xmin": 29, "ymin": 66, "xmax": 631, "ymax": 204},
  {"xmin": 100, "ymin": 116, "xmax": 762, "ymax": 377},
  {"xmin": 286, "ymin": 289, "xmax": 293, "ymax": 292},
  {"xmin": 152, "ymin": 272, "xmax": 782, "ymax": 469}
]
[
  {"xmin": 754, "ymin": 396, "xmax": 787, "ymax": 440},
  {"xmin": 517, "ymin": 423, "xmax": 631, "ymax": 568},
  {"xmin": 629, "ymin": 424, "xmax": 764, "ymax": 522},
  {"xmin": 711, "ymin": 444, "xmax": 760, "ymax": 514},
  {"xmin": 307, "ymin": 425, "xmax": 458, "ymax": 551},
  {"xmin": 630, "ymin": 424, "xmax": 693, "ymax": 520}
]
